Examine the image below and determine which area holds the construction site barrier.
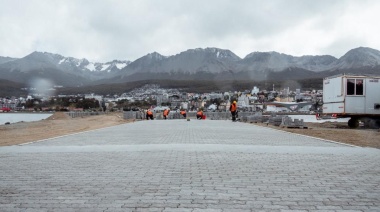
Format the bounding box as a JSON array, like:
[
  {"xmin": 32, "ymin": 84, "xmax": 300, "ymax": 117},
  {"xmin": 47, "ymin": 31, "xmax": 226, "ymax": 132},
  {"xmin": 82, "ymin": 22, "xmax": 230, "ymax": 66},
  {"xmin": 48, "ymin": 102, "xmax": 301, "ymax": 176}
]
[{"xmin": 123, "ymin": 111, "xmax": 258, "ymax": 120}]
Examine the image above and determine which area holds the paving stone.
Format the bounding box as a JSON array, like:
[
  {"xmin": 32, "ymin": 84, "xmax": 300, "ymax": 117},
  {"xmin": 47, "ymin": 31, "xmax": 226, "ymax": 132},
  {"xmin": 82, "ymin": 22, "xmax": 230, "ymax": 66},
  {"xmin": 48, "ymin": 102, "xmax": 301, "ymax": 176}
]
[{"xmin": 0, "ymin": 120, "xmax": 379, "ymax": 211}]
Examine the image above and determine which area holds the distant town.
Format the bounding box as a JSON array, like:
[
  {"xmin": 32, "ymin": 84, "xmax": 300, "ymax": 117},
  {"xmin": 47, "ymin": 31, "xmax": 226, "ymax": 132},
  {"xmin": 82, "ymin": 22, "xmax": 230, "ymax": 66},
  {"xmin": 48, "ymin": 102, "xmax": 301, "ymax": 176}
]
[{"xmin": 0, "ymin": 84, "xmax": 322, "ymax": 113}]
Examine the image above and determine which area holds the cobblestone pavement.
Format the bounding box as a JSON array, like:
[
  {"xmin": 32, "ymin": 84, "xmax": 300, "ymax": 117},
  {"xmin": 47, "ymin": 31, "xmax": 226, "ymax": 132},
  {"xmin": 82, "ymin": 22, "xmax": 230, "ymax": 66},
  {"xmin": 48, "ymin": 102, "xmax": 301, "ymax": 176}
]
[{"xmin": 1, "ymin": 120, "xmax": 379, "ymax": 212}]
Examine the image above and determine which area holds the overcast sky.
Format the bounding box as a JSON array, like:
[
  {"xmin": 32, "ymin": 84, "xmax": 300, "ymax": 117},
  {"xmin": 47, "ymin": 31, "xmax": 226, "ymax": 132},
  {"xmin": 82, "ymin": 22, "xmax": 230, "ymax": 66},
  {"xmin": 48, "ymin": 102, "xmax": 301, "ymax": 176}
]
[{"xmin": 1, "ymin": 0, "xmax": 379, "ymax": 62}]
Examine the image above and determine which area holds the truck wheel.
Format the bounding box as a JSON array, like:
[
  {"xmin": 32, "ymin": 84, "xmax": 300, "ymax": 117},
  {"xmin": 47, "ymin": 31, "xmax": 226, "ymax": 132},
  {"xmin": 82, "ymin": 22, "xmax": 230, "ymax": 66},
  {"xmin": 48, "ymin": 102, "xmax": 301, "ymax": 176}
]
[
  {"xmin": 361, "ymin": 118, "xmax": 380, "ymax": 129},
  {"xmin": 348, "ymin": 118, "xmax": 359, "ymax": 128},
  {"xmin": 368, "ymin": 119, "xmax": 380, "ymax": 129}
]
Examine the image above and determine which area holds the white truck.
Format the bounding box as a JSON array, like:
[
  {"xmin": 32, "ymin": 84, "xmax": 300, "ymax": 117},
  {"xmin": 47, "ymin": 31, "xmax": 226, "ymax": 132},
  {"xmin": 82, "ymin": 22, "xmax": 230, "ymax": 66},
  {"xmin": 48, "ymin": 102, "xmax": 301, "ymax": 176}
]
[{"xmin": 323, "ymin": 74, "xmax": 380, "ymax": 128}]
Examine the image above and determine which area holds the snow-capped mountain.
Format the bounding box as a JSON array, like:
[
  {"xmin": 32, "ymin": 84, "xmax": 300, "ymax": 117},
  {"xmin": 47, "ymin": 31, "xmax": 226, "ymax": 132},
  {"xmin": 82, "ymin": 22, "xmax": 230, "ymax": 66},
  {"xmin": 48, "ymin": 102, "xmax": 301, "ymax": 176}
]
[
  {"xmin": 84, "ymin": 60, "xmax": 131, "ymax": 72},
  {"xmin": 0, "ymin": 52, "xmax": 131, "ymax": 86},
  {"xmin": 57, "ymin": 57, "xmax": 131, "ymax": 73},
  {"xmin": 0, "ymin": 51, "xmax": 131, "ymax": 73},
  {"xmin": 0, "ymin": 47, "xmax": 379, "ymax": 87}
]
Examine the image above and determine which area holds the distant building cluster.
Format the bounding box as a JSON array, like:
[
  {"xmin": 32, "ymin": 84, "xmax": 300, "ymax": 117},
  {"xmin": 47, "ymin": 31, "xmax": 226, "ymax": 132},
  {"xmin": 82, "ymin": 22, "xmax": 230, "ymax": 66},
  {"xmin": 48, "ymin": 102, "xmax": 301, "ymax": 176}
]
[{"xmin": 1, "ymin": 83, "xmax": 323, "ymax": 113}]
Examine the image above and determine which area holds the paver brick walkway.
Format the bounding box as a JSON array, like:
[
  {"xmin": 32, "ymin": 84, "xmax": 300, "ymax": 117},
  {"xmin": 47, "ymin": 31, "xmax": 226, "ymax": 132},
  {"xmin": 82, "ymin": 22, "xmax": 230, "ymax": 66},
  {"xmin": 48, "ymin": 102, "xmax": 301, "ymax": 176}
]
[{"xmin": 1, "ymin": 120, "xmax": 379, "ymax": 212}]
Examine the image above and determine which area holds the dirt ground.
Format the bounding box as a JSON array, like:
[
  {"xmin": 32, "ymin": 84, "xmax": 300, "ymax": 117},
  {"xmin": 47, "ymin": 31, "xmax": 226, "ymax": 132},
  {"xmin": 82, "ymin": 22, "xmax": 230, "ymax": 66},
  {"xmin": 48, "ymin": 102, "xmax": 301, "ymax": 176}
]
[
  {"xmin": 253, "ymin": 122, "xmax": 380, "ymax": 149},
  {"xmin": 1, "ymin": 113, "xmax": 379, "ymax": 148},
  {"xmin": 0, "ymin": 112, "xmax": 131, "ymax": 146}
]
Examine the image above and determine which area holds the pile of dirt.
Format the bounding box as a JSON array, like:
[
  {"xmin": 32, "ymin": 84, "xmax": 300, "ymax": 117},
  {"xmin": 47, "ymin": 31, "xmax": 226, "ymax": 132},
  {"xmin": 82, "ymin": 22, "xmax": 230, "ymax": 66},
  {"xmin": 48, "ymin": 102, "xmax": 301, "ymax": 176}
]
[
  {"xmin": 0, "ymin": 112, "xmax": 131, "ymax": 146},
  {"xmin": 253, "ymin": 122, "xmax": 380, "ymax": 149},
  {"xmin": 45, "ymin": 112, "xmax": 70, "ymax": 120},
  {"xmin": 307, "ymin": 122, "xmax": 350, "ymax": 129}
]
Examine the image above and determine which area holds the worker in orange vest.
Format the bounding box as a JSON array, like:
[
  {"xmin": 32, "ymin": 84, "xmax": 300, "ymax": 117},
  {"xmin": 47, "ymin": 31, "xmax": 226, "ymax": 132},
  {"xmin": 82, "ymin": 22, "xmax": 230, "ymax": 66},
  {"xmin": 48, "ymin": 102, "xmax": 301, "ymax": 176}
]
[
  {"xmin": 180, "ymin": 109, "xmax": 187, "ymax": 118},
  {"xmin": 163, "ymin": 108, "xmax": 170, "ymax": 119},
  {"xmin": 229, "ymin": 100, "xmax": 237, "ymax": 122},
  {"xmin": 146, "ymin": 109, "xmax": 154, "ymax": 120},
  {"xmin": 196, "ymin": 110, "xmax": 203, "ymax": 120}
]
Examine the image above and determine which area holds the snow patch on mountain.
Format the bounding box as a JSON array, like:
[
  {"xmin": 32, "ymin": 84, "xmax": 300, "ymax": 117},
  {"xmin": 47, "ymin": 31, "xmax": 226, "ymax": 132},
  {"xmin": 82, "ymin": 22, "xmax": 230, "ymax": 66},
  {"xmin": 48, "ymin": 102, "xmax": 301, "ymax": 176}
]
[
  {"xmin": 85, "ymin": 63, "xmax": 96, "ymax": 71},
  {"xmin": 82, "ymin": 60, "xmax": 130, "ymax": 72},
  {"xmin": 101, "ymin": 64, "xmax": 110, "ymax": 71},
  {"xmin": 115, "ymin": 63, "xmax": 127, "ymax": 69}
]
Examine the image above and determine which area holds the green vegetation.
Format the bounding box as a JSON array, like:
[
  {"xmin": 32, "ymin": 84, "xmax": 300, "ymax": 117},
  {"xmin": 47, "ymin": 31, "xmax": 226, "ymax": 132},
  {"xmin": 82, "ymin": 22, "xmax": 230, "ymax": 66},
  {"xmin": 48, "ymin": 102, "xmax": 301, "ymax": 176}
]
[
  {"xmin": 0, "ymin": 79, "xmax": 28, "ymax": 97},
  {"xmin": 20, "ymin": 97, "xmax": 100, "ymax": 111},
  {"xmin": 116, "ymin": 98, "xmax": 157, "ymax": 110}
]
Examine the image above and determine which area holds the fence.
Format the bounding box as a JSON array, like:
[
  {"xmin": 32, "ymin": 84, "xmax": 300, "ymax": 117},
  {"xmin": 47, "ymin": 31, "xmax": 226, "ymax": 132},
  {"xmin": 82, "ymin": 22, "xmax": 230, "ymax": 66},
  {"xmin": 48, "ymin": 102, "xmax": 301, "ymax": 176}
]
[{"xmin": 66, "ymin": 111, "xmax": 108, "ymax": 118}]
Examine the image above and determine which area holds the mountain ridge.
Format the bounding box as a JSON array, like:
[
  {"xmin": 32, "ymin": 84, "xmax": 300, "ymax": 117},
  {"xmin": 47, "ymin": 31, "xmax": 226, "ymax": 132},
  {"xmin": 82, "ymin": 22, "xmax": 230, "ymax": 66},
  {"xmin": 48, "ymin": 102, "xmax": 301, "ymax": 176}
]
[{"xmin": 0, "ymin": 47, "xmax": 379, "ymax": 87}]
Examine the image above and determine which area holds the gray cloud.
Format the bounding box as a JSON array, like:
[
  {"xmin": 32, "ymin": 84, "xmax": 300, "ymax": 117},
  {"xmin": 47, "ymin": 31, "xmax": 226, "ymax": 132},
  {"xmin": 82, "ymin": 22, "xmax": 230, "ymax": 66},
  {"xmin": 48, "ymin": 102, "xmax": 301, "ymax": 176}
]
[{"xmin": 0, "ymin": 0, "xmax": 379, "ymax": 62}]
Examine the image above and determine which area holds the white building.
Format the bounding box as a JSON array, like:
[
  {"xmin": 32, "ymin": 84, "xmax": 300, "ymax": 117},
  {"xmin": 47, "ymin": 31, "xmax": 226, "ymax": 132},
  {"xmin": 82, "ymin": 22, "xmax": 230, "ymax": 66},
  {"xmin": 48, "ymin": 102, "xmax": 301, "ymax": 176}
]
[
  {"xmin": 251, "ymin": 86, "xmax": 260, "ymax": 95},
  {"xmin": 84, "ymin": 94, "xmax": 103, "ymax": 102}
]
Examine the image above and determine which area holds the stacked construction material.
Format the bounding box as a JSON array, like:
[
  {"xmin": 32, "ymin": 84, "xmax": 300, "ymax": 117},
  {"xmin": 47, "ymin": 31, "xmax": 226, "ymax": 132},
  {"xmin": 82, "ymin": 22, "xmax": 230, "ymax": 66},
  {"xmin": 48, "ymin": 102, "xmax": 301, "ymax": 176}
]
[
  {"xmin": 269, "ymin": 115, "xmax": 284, "ymax": 126},
  {"xmin": 280, "ymin": 116, "xmax": 308, "ymax": 129}
]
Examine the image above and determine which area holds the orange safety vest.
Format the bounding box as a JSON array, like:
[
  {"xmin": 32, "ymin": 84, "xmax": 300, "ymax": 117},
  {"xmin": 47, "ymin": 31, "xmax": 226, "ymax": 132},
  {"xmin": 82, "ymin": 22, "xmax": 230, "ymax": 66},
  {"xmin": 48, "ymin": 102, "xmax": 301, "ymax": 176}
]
[
  {"xmin": 163, "ymin": 110, "xmax": 169, "ymax": 116},
  {"xmin": 147, "ymin": 110, "xmax": 153, "ymax": 115},
  {"xmin": 180, "ymin": 111, "xmax": 186, "ymax": 115},
  {"xmin": 197, "ymin": 111, "xmax": 203, "ymax": 116},
  {"xmin": 230, "ymin": 103, "xmax": 237, "ymax": 112}
]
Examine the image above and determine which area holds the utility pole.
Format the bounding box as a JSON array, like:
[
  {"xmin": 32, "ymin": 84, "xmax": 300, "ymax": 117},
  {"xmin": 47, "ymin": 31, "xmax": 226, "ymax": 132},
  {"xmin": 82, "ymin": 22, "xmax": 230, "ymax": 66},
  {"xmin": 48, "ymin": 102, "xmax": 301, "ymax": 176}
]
[{"xmin": 287, "ymin": 87, "xmax": 290, "ymax": 102}]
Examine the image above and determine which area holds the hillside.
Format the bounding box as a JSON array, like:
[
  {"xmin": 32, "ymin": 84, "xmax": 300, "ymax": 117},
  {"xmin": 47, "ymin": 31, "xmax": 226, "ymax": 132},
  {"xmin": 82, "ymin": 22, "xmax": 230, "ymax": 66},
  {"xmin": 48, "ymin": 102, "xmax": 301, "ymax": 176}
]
[{"xmin": 0, "ymin": 79, "xmax": 27, "ymax": 97}]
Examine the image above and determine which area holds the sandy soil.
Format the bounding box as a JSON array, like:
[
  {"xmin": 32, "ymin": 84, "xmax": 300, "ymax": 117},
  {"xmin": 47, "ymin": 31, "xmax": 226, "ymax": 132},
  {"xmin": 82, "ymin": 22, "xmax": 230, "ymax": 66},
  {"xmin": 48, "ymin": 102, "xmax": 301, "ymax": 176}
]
[
  {"xmin": 1, "ymin": 113, "xmax": 379, "ymax": 148},
  {"xmin": 0, "ymin": 112, "xmax": 131, "ymax": 146},
  {"xmin": 253, "ymin": 122, "xmax": 380, "ymax": 149}
]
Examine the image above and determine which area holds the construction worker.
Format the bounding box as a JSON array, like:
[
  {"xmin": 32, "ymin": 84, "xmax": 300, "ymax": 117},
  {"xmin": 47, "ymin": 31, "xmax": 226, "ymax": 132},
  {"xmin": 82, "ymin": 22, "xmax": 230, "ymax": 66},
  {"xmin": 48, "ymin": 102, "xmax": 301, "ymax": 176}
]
[
  {"xmin": 163, "ymin": 108, "xmax": 170, "ymax": 119},
  {"xmin": 146, "ymin": 109, "xmax": 154, "ymax": 120},
  {"xmin": 196, "ymin": 109, "xmax": 203, "ymax": 120},
  {"xmin": 180, "ymin": 109, "xmax": 187, "ymax": 118},
  {"xmin": 229, "ymin": 100, "xmax": 237, "ymax": 122}
]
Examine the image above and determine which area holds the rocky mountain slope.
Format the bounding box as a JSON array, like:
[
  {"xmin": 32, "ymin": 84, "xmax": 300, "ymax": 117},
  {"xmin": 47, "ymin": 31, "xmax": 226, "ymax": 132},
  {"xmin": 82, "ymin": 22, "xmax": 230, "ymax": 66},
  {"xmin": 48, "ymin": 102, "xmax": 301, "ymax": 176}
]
[
  {"xmin": 0, "ymin": 56, "xmax": 17, "ymax": 65},
  {"xmin": 113, "ymin": 47, "xmax": 380, "ymax": 83},
  {"xmin": 331, "ymin": 47, "xmax": 380, "ymax": 69}
]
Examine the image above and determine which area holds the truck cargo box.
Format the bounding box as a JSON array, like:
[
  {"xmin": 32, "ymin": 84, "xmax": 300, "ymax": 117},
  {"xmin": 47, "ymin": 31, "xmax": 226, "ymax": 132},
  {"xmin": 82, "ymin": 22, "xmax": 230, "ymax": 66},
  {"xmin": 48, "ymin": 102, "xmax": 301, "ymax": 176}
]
[{"xmin": 323, "ymin": 74, "xmax": 380, "ymax": 115}]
